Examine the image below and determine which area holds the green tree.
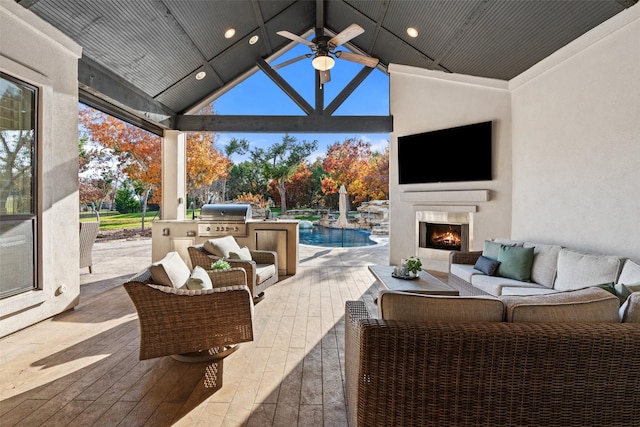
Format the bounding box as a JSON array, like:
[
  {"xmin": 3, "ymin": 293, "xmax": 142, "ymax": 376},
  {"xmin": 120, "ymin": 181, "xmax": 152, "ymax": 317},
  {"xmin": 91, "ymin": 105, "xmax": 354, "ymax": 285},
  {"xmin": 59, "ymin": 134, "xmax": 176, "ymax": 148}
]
[
  {"xmin": 251, "ymin": 134, "xmax": 317, "ymax": 214},
  {"xmin": 114, "ymin": 182, "xmax": 140, "ymax": 214},
  {"xmin": 226, "ymin": 161, "xmax": 269, "ymax": 201}
]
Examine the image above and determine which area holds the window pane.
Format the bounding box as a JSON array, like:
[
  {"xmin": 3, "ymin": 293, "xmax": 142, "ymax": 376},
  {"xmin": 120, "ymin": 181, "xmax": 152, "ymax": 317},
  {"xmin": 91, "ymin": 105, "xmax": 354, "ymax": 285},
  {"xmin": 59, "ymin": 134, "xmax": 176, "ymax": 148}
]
[
  {"xmin": 1, "ymin": 73, "xmax": 36, "ymax": 215},
  {"xmin": 0, "ymin": 220, "xmax": 35, "ymax": 298},
  {"xmin": 1, "ymin": 73, "xmax": 37, "ymax": 298}
]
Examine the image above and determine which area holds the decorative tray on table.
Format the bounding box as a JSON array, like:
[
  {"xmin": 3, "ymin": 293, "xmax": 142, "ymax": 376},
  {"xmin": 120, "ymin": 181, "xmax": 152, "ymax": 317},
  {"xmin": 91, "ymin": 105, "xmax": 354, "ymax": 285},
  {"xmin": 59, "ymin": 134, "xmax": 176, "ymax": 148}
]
[{"xmin": 391, "ymin": 272, "xmax": 419, "ymax": 280}]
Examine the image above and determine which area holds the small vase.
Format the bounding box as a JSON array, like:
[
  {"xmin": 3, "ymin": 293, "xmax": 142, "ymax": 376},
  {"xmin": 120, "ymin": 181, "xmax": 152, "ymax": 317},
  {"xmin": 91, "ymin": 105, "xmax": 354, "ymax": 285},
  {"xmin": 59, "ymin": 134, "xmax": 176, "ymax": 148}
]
[{"xmin": 407, "ymin": 270, "xmax": 418, "ymax": 278}]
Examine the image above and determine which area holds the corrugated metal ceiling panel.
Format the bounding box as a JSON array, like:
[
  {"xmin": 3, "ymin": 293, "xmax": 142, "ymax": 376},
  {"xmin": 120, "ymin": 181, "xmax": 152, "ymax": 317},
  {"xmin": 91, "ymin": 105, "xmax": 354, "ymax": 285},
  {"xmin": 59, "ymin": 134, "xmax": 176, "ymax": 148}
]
[
  {"xmin": 32, "ymin": 0, "xmax": 204, "ymax": 98},
  {"xmin": 167, "ymin": 0, "xmax": 258, "ymax": 60},
  {"xmin": 440, "ymin": 0, "xmax": 625, "ymax": 80}
]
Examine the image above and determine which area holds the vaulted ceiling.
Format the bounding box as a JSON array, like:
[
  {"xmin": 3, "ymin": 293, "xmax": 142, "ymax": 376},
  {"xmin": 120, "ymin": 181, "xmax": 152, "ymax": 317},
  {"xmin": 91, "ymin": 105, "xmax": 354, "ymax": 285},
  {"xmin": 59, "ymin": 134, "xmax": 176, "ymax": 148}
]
[{"xmin": 17, "ymin": 0, "xmax": 637, "ymax": 135}]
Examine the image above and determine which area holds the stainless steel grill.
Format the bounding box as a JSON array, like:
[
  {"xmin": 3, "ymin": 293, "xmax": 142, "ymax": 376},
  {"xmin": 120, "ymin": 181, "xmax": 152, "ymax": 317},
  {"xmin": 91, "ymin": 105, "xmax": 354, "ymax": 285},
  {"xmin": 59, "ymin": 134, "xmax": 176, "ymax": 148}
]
[{"xmin": 198, "ymin": 204, "xmax": 251, "ymax": 237}]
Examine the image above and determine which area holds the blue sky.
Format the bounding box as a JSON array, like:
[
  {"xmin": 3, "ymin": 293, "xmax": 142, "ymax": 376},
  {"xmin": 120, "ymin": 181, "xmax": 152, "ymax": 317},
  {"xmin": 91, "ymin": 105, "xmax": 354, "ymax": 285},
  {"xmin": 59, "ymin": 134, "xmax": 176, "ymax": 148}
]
[{"xmin": 213, "ymin": 41, "xmax": 390, "ymax": 163}]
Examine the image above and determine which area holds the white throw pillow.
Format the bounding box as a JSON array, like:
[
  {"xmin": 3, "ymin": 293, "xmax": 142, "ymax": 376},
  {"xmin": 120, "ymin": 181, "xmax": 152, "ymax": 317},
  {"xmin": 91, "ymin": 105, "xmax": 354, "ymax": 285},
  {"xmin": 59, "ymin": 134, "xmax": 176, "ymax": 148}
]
[
  {"xmin": 203, "ymin": 235, "xmax": 242, "ymax": 258},
  {"xmin": 229, "ymin": 246, "xmax": 252, "ymax": 261},
  {"xmin": 185, "ymin": 266, "xmax": 213, "ymax": 290},
  {"xmin": 617, "ymin": 259, "xmax": 640, "ymax": 285},
  {"xmin": 554, "ymin": 249, "xmax": 622, "ymax": 291},
  {"xmin": 149, "ymin": 251, "xmax": 191, "ymax": 288}
]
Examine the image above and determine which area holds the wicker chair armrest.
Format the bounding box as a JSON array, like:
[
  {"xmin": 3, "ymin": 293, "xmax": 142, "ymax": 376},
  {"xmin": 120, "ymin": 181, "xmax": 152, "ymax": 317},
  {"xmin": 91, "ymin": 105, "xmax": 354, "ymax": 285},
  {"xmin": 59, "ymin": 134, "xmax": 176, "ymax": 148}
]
[
  {"xmin": 345, "ymin": 301, "xmax": 372, "ymax": 427},
  {"xmin": 249, "ymin": 249, "xmax": 277, "ymax": 265},
  {"xmin": 449, "ymin": 250, "xmax": 482, "ymax": 266},
  {"xmin": 206, "ymin": 267, "xmax": 247, "ymax": 288},
  {"xmin": 124, "ymin": 281, "xmax": 254, "ymax": 360},
  {"xmin": 188, "ymin": 246, "xmax": 220, "ymax": 269}
]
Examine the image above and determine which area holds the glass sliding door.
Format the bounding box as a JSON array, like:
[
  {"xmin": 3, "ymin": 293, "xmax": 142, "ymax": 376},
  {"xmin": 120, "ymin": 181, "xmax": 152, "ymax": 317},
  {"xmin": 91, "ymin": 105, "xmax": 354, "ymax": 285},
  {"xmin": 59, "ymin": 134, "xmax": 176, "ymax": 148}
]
[{"xmin": 0, "ymin": 72, "xmax": 38, "ymax": 299}]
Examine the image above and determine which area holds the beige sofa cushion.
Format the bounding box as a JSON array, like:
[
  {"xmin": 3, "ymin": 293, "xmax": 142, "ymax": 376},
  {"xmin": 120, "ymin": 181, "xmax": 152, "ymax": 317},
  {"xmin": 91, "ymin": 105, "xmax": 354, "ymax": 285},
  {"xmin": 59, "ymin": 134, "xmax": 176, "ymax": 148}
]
[
  {"xmin": 378, "ymin": 290, "xmax": 503, "ymax": 322},
  {"xmin": 523, "ymin": 242, "xmax": 561, "ymax": 288},
  {"xmin": 500, "ymin": 287, "xmax": 620, "ymax": 323},
  {"xmin": 619, "ymin": 292, "xmax": 640, "ymax": 323},
  {"xmin": 554, "ymin": 249, "xmax": 623, "ymax": 291},
  {"xmin": 471, "ymin": 274, "xmax": 547, "ymax": 296},
  {"xmin": 450, "ymin": 263, "xmax": 482, "ymax": 283}
]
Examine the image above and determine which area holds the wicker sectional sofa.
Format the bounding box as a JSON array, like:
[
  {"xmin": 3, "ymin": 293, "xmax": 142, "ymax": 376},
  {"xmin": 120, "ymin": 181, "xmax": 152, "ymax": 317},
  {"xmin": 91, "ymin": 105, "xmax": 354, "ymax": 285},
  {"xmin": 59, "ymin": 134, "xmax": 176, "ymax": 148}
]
[{"xmin": 345, "ymin": 287, "xmax": 640, "ymax": 427}]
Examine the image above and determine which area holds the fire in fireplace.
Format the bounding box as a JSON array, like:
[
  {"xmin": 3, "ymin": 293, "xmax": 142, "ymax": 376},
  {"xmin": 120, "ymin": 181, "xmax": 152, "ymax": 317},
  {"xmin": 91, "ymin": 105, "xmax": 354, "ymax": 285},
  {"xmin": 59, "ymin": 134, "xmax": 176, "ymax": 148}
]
[{"xmin": 419, "ymin": 222, "xmax": 469, "ymax": 252}]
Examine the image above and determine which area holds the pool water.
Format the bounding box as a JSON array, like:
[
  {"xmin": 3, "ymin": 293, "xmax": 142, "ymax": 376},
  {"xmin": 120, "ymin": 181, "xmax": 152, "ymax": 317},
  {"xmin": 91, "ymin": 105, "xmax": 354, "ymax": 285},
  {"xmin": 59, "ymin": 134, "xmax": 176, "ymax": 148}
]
[{"xmin": 299, "ymin": 225, "xmax": 376, "ymax": 247}]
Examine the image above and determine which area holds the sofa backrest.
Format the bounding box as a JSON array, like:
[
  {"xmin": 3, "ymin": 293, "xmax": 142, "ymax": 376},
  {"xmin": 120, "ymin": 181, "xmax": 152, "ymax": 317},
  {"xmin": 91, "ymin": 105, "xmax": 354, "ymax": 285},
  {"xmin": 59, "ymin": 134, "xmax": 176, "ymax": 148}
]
[
  {"xmin": 499, "ymin": 287, "xmax": 621, "ymax": 323},
  {"xmin": 378, "ymin": 290, "xmax": 504, "ymax": 322},
  {"xmin": 553, "ymin": 249, "xmax": 624, "ymax": 291}
]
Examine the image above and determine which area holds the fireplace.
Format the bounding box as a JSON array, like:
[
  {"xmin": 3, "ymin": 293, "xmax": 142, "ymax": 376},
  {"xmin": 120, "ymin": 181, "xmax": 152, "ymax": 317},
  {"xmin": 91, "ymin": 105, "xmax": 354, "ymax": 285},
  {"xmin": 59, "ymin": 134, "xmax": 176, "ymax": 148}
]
[
  {"xmin": 419, "ymin": 222, "xmax": 469, "ymax": 252},
  {"xmin": 415, "ymin": 208, "xmax": 474, "ymax": 272}
]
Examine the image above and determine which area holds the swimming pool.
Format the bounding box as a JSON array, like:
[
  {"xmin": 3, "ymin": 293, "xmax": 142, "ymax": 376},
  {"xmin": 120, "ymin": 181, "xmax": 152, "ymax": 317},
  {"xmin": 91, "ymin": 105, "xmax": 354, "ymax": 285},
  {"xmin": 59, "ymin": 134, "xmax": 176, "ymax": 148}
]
[{"xmin": 299, "ymin": 225, "xmax": 376, "ymax": 247}]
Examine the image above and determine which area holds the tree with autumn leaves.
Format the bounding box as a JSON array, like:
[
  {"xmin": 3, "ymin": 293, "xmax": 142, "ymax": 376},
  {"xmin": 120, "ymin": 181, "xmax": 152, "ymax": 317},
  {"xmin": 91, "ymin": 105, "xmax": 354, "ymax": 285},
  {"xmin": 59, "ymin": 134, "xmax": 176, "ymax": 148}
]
[
  {"xmin": 321, "ymin": 138, "xmax": 389, "ymax": 207},
  {"xmin": 79, "ymin": 104, "xmax": 388, "ymax": 222},
  {"xmin": 79, "ymin": 105, "xmax": 230, "ymax": 228}
]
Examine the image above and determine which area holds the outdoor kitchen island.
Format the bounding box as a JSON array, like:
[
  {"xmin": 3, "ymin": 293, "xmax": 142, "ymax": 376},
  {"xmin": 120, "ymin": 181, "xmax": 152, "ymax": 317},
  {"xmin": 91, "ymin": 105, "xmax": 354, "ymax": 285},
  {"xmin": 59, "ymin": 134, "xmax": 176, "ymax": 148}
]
[{"xmin": 151, "ymin": 218, "xmax": 299, "ymax": 276}]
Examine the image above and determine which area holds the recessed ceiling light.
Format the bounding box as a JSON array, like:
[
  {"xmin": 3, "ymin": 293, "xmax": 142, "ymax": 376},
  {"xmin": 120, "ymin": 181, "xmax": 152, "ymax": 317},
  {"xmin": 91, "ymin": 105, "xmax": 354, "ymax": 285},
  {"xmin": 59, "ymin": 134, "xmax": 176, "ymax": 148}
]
[
  {"xmin": 224, "ymin": 28, "xmax": 236, "ymax": 39},
  {"xmin": 407, "ymin": 27, "xmax": 418, "ymax": 38},
  {"xmin": 249, "ymin": 35, "xmax": 259, "ymax": 45},
  {"xmin": 195, "ymin": 71, "xmax": 207, "ymax": 80}
]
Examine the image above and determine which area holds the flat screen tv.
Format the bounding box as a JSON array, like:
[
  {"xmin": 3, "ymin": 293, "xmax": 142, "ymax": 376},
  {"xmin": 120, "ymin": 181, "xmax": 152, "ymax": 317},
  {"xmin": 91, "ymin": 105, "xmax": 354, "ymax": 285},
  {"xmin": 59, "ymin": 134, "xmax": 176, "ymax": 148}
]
[{"xmin": 398, "ymin": 121, "xmax": 492, "ymax": 184}]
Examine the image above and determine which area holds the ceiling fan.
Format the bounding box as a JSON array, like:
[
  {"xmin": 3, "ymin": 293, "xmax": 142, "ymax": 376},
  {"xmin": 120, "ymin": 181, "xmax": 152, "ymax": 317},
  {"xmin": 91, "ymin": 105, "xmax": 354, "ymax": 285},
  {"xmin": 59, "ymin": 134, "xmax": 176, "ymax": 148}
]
[{"xmin": 274, "ymin": 23, "xmax": 379, "ymax": 83}]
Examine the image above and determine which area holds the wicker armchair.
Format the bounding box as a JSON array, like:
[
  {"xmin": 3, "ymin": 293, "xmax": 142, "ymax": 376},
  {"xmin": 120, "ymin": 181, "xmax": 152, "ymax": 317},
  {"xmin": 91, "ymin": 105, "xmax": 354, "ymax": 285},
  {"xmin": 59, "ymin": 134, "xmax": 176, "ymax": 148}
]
[
  {"xmin": 345, "ymin": 300, "xmax": 640, "ymax": 427},
  {"xmin": 124, "ymin": 267, "xmax": 254, "ymax": 361},
  {"xmin": 79, "ymin": 221, "xmax": 99, "ymax": 273},
  {"xmin": 188, "ymin": 245, "xmax": 278, "ymax": 300}
]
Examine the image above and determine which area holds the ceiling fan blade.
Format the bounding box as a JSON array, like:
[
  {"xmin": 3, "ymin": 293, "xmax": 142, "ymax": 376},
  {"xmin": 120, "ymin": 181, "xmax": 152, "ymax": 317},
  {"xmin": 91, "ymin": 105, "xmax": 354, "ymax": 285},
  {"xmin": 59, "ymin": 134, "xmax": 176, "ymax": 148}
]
[
  {"xmin": 328, "ymin": 23, "xmax": 365, "ymax": 47},
  {"xmin": 319, "ymin": 69, "xmax": 331, "ymax": 83},
  {"xmin": 272, "ymin": 54, "xmax": 312, "ymax": 70},
  {"xmin": 276, "ymin": 30, "xmax": 315, "ymax": 47},
  {"xmin": 335, "ymin": 51, "xmax": 379, "ymax": 68}
]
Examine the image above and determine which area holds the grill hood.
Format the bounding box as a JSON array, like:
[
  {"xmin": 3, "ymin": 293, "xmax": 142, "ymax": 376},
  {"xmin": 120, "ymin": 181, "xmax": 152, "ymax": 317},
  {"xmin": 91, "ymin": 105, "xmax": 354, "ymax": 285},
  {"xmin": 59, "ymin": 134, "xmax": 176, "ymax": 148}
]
[{"xmin": 200, "ymin": 204, "xmax": 252, "ymax": 222}]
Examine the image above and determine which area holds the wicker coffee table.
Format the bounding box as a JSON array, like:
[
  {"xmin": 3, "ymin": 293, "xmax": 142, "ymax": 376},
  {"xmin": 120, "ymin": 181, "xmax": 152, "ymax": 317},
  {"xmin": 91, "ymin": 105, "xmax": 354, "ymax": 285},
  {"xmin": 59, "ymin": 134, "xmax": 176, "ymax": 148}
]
[{"xmin": 368, "ymin": 265, "xmax": 459, "ymax": 296}]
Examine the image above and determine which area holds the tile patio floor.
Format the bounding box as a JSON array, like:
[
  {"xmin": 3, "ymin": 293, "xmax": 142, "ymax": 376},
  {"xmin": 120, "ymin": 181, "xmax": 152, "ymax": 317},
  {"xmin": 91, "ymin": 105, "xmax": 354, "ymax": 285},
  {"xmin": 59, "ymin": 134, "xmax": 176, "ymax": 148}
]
[{"xmin": 1, "ymin": 234, "xmax": 404, "ymax": 426}]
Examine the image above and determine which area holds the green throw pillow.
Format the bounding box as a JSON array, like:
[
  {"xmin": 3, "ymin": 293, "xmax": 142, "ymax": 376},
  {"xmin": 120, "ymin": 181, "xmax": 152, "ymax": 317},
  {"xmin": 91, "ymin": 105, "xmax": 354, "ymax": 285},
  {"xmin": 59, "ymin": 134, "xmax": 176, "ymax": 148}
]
[
  {"xmin": 615, "ymin": 282, "xmax": 640, "ymax": 305},
  {"xmin": 482, "ymin": 240, "xmax": 502, "ymax": 260},
  {"xmin": 497, "ymin": 245, "xmax": 534, "ymax": 282},
  {"xmin": 593, "ymin": 282, "xmax": 617, "ymax": 296}
]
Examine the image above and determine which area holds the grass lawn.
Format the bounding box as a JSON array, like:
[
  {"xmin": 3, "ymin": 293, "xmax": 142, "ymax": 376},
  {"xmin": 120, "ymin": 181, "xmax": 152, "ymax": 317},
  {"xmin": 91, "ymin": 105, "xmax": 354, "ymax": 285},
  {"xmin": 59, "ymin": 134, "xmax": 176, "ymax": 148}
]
[
  {"xmin": 80, "ymin": 209, "xmax": 322, "ymax": 231},
  {"xmin": 80, "ymin": 211, "xmax": 160, "ymax": 231}
]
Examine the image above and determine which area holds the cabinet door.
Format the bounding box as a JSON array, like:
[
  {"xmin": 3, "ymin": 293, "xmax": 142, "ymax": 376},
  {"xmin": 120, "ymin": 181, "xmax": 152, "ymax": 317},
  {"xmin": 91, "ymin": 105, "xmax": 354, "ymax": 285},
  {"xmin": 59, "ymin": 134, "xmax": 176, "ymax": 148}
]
[
  {"xmin": 255, "ymin": 230, "xmax": 287, "ymax": 275},
  {"xmin": 170, "ymin": 238, "xmax": 195, "ymax": 268}
]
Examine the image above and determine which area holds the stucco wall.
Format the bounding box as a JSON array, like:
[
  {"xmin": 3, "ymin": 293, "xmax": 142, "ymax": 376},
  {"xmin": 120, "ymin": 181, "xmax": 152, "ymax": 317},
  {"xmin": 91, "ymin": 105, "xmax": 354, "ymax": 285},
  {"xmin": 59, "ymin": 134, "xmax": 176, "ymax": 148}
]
[
  {"xmin": 509, "ymin": 5, "xmax": 640, "ymax": 260},
  {"xmin": 388, "ymin": 66, "xmax": 512, "ymax": 270},
  {"xmin": 0, "ymin": 0, "xmax": 82, "ymax": 337}
]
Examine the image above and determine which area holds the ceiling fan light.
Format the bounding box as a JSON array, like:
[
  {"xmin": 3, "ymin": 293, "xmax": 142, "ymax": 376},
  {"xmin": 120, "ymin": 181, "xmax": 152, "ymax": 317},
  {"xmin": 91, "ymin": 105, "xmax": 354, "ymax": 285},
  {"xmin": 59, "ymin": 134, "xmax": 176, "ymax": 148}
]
[{"xmin": 312, "ymin": 54, "xmax": 335, "ymax": 71}]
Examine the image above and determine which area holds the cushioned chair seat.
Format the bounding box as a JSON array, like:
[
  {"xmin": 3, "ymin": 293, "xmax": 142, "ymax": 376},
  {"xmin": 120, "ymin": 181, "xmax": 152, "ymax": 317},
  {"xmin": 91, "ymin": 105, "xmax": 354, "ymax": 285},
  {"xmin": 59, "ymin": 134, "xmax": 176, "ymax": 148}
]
[{"xmin": 188, "ymin": 243, "xmax": 279, "ymax": 300}]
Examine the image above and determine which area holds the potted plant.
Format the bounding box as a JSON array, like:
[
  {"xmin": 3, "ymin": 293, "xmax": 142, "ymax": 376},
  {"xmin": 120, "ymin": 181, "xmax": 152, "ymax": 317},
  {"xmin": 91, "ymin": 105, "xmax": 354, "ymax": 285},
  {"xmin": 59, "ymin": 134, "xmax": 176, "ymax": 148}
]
[
  {"xmin": 211, "ymin": 259, "xmax": 231, "ymax": 270},
  {"xmin": 404, "ymin": 256, "xmax": 422, "ymax": 278}
]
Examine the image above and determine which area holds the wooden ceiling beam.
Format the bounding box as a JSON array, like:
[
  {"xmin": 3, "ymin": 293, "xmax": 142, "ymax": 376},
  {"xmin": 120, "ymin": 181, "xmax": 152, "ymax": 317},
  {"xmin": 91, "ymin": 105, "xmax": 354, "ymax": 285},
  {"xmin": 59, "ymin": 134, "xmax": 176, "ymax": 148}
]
[{"xmin": 176, "ymin": 114, "xmax": 392, "ymax": 133}]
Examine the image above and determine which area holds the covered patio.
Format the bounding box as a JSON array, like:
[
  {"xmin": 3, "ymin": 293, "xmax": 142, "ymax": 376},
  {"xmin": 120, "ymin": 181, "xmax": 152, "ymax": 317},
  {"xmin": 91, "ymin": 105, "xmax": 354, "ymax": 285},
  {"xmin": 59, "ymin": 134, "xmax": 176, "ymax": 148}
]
[{"xmin": 0, "ymin": 236, "xmax": 416, "ymax": 426}]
